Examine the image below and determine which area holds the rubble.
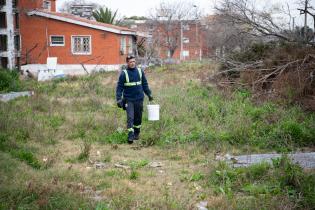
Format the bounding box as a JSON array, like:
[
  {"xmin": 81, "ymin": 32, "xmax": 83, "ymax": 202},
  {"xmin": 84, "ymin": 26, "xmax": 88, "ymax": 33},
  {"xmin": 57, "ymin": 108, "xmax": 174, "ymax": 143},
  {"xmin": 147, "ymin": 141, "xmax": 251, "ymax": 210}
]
[
  {"xmin": 196, "ymin": 201, "xmax": 208, "ymax": 210},
  {"xmin": 216, "ymin": 152, "xmax": 315, "ymax": 169},
  {"xmin": 149, "ymin": 161, "xmax": 163, "ymax": 168},
  {"xmin": 114, "ymin": 163, "xmax": 130, "ymax": 169},
  {"xmin": 0, "ymin": 91, "xmax": 34, "ymax": 102}
]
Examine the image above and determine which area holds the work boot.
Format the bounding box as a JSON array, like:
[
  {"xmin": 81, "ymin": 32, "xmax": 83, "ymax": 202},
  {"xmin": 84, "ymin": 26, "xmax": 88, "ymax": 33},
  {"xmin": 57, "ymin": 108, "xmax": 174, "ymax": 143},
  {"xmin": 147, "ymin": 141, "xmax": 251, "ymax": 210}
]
[
  {"xmin": 134, "ymin": 128, "xmax": 140, "ymax": 140},
  {"xmin": 134, "ymin": 132, "xmax": 140, "ymax": 140},
  {"xmin": 127, "ymin": 131, "xmax": 134, "ymax": 144}
]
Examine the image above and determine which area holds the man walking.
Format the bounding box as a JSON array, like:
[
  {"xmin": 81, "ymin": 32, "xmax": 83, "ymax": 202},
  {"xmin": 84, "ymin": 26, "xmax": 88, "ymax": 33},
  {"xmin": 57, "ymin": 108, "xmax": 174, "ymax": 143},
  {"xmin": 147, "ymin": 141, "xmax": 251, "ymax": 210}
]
[{"xmin": 116, "ymin": 55, "xmax": 153, "ymax": 144}]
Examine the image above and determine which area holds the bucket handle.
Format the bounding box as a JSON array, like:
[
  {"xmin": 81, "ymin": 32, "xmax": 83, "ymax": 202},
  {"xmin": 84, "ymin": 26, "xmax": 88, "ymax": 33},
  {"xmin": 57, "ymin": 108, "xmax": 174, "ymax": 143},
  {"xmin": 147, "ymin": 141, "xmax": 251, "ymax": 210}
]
[{"xmin": 148, "ymin": 96, "xmax": 159, "ymax": 105}]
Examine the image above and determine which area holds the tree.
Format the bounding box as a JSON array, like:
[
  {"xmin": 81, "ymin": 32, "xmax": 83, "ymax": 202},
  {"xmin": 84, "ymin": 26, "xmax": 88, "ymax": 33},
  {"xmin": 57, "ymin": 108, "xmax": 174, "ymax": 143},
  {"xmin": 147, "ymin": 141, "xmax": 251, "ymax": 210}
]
[
  {"xmin": 214, "ymin": 0, "xmax": 296, "ymax": 42},
  {"xmin": 92, "ymin": 7, "xmax": 121, "ymax": 25},
  {"xmin": 124, "ymin": 16, "xmax": 148, "ymax": 20},
  {"xmin": 150, "ymin": 1, "xmax": 199, "ymax": 58}
]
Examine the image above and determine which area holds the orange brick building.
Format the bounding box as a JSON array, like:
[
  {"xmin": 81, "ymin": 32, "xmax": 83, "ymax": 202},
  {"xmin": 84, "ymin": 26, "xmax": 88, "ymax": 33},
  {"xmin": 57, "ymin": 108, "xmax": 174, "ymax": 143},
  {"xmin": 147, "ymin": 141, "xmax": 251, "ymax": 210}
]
[
  {"xmin": 130, "ymin": 19, "xmax": 211, "ymax": 61},
  {"xmin": 18, "ymin": 0, "xmax": 141, "ymax": 75}
]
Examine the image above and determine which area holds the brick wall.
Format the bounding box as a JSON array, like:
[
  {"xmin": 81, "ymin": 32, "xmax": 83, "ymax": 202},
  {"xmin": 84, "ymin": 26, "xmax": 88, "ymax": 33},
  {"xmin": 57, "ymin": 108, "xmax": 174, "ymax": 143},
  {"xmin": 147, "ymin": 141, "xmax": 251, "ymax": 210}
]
[{"xmin": 18, "ymin": 1, "xmax": 133, "ymax": 65}]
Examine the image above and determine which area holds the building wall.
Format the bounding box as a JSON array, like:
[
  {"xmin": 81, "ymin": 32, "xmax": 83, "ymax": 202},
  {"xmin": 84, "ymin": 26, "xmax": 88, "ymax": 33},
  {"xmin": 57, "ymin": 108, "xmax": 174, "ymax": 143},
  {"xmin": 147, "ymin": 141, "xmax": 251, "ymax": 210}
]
[
  {"xmin": 18, "ymin": 3, "xmax": 133, "ymax": 69},
  {"xmin": 134, "ymin": 20, "xmax": 209, "ymax": 61},
  {"xmin": 19, "ymin": 0, "xmax": 56, "ymax": 12},
  {"xmin": 0, "ymin": 0, "xmax": 20, "ymax": 69},
  {"xmin": 70, "ymin": 4, "xmax": 95, "ymax": 19}
]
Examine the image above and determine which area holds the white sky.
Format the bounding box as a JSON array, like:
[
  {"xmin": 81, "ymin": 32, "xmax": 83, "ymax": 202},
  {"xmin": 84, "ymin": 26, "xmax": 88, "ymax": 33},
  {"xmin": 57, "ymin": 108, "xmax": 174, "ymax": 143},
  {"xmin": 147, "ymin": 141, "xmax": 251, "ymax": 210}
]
[
  {"xmin": 56, "ymin": 0, "xmax": 214, "ymax": 17},
  {"xmin": 56, "ymin": 0, "xmax": 315, "ymax": 28}
]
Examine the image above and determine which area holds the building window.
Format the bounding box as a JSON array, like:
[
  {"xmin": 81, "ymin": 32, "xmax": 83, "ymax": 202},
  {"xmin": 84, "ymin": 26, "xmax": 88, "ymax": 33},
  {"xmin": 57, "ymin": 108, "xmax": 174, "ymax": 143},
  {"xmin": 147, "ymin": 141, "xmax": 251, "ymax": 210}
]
[
  {"xmin": 183, "ymin": 24, "xmax": 190, "ymax": 31},
  {"xmin": 183, "ymin": 50, "xmax": 189, "ymax": 57},
  {"xmin": 120, "ymin": 36, "xmax": 126, "ymax": 55},
  {"xmin": 183, "ymin": 37, "xmax": 189, "ymax": 43},
  {"xmin": 15, "ymin": 13, "xmax": 19, "ymax": 29},
  {"xmin": 43, "ymin": 0, "xmax": 51, "ymax": 11},
  {"xmin": 0, "ymin": 35, "xmax": 7, "ymax": 51},
  {"xmin": 128, "ymin": 38, "xmax": 133, "ymax": 54},
  {"xmin": 167, "ymin": 50, "xmax": 171, "ymax": 58},
  {"xmin": 1, "ymin": 57, "xmax": 8, "ymax": 69},
  {"xmin": 14, "ymin": 35, "xmax": 20, "ymax": 51},
  {"xmin": 71, "ymin": 36, "xmax": 91, "ymax": 55},
  {"xmin": 0, "ymin": 12, "xmax": 6, "ymax": 28},
  {"xmin": 12, "ymin": 0, "xmax": 18, "ymax": 8},
  {"xmin": 50, "ymin": 35, "xmax": 65, "ymax": 46},
  {"xmin": 0, "ymin": 0, "xmax": 5, "ymax": 6}
]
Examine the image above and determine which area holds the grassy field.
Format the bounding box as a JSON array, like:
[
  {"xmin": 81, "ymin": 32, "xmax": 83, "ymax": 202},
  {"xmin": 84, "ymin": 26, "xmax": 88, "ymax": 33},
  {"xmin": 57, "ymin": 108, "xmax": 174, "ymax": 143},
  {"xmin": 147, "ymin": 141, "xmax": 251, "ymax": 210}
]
[{"xmin": 0, "ymin": 62, "xmax": 314, "ymax": 209}]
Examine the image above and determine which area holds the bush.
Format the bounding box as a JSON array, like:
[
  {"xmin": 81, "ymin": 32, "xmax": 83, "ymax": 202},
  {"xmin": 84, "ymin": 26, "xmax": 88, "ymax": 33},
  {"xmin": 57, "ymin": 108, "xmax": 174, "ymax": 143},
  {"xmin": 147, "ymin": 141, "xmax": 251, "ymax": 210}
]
[
  {"xmin": 229, "ymin": 42, "xmax": 275, "ymax": 62},
  {"xmin": 0, "ymin": 69, "xmax": 21, "ymax": 92},
  {"xmin": 10, "ymin": 149, "xmax": 41, "ymax": 169}
]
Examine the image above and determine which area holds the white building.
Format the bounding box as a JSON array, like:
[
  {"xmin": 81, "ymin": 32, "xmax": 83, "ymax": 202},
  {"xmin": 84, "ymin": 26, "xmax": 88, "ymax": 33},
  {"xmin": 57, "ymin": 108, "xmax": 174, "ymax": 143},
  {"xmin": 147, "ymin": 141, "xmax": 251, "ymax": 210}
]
[{"xmin": 0, "ymin": 0, "xmax": 20, "ymax": 69}]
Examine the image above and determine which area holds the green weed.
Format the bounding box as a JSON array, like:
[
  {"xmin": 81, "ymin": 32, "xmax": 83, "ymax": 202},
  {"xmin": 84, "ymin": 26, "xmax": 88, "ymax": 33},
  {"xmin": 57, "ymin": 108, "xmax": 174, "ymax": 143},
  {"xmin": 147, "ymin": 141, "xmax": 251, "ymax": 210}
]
[{"xmin": 209, "ymin": 157, "xmax": 315, "ymax": 208}]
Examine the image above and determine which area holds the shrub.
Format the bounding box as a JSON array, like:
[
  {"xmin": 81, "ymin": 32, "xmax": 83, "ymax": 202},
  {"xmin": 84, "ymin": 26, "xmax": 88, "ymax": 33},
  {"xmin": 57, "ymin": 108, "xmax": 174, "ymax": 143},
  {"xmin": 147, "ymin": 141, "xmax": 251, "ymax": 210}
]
[{"xmin": 0, "ymin": 69, "xmax": 21, "ymax": 92}]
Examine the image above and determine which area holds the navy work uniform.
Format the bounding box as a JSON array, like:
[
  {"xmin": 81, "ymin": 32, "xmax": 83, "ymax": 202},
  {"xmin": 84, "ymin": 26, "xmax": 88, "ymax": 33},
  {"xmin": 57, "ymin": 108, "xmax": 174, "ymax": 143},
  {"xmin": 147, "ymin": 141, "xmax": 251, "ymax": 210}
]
[{"xmin": 116, "ymin": 67, "xmax": 153, "ymax": 143}]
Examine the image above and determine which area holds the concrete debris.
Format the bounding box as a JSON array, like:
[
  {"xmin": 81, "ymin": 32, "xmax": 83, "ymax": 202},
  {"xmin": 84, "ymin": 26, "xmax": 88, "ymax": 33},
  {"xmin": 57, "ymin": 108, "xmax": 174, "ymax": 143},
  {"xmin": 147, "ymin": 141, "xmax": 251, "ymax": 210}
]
[
  {"xmin": 114, "ymin": 163, "xmax": 130, "ymax": 169},
  {"xmin": 215, "ymin": 153, "xmax": 233, "ymax": 161},
  {"xmin": 167, "ymin": 182, "xmax": 173, "ymax": 186},
  {"xmin": 0, "ymin": 91, "xmax": 34, "ymax": 102},
  {"xmin": 196, "ymin": 201, "xmax": 208, "ymax": 210},
  {"xmin": 217, "ymin": 152, "xmax": 315, "ymax": 169},
  {"xmin": 149, "ymin": 161, "xmax": 163, "ymax": 168},
  {"xmin": 95, "ymin": 162, "xmax": 107, "ymax": 169}
]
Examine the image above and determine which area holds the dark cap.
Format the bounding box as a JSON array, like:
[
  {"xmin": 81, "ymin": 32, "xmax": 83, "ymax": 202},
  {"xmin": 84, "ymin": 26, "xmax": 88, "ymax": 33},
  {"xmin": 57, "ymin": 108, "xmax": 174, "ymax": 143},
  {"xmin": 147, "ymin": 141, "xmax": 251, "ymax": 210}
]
[{"xmin": 126, "ymin": 55, "xmax": 135, "ymax": 62}]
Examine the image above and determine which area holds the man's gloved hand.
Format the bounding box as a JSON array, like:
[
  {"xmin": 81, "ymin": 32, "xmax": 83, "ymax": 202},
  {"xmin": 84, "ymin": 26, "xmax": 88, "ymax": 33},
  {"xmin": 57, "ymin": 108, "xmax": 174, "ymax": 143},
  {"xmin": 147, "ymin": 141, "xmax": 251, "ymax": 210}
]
[
  {"xmin": 148, "ymin": 95, "xmax": 154, "ymax": 101},
  {"xmin": 117, "ymin": 99, "xmax": 123, "ymax": 108}
]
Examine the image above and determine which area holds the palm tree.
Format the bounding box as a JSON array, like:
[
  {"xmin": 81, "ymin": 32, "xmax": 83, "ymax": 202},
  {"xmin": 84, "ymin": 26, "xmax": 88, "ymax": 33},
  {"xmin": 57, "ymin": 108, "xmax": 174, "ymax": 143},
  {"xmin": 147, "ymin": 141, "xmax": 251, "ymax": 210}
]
[{"xmin": 92, "ymin": 7, "xmax": 120, "ymax": 25}]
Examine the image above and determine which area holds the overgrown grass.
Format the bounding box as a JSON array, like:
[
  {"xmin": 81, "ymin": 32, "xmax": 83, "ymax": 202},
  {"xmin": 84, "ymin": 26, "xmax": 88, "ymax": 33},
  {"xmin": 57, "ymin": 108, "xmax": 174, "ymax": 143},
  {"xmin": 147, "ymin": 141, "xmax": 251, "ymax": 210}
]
[
  {"xmin": 139, "ymin": 81, "xmax": 315, "ymax": 152},
  {"xmin": 208, "ymin": 157, "xmax": 315, "ymax": 209},
  {"xmin": 2, "ymin": 65, "xmax": 313, "ymax": 151},
  {"xmin": 0, "ymin": 152, "xmax": 96, "ymax": 210},
  {"xmin": 0, "ymin": 63, "xmax": 314, "ymax": 209}
]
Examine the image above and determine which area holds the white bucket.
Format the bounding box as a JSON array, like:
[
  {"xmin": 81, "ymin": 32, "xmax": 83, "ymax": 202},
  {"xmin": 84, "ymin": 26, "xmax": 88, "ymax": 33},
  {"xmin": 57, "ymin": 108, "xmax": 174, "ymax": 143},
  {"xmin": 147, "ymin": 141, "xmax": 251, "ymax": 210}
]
[{"xmin": 147, "ymin": 104, "xmax": 160, "ymax": 121}]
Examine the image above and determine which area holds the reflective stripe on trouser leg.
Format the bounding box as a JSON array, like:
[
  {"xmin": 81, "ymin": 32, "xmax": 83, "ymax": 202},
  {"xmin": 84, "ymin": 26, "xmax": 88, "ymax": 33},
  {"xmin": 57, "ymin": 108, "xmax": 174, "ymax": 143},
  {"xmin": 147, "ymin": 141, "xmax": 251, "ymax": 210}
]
[
  {"xmin": 134, "ymin": 125, "xmax": 141, "ymax": 134},
  {"xmin": 126, "ymin": 101, "xmax": 135, "ymax": 132},
  {"xmin": 134, "ymin": 100, "xmax": 143, "ymax": 130},
  {"xmin": 134, "ymin": 100, "xmax": 143, "ymax": 135}
]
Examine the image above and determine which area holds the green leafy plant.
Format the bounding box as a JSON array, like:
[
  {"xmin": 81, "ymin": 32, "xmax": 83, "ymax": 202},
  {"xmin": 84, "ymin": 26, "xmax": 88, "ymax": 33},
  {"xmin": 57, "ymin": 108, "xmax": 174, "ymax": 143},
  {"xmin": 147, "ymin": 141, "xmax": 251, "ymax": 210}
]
[{"xmin": 93, "ymin": 7, "xmax": 121, "ymax": 25}]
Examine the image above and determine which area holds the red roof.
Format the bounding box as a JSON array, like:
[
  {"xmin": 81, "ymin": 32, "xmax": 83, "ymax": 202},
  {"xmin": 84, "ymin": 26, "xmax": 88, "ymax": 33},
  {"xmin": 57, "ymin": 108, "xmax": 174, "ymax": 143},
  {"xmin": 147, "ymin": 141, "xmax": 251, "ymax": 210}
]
[{"xmin": 30, "ymin": 10, "xmax": 136, "ymax": 34}]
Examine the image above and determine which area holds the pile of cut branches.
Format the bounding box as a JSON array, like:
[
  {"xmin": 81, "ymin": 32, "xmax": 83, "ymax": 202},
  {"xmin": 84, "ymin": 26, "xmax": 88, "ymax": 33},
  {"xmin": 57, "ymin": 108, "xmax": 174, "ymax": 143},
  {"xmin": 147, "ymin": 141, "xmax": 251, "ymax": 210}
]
[{"xmin": 212, "ymin": 46, "xmax": 315, "ymax": 110}]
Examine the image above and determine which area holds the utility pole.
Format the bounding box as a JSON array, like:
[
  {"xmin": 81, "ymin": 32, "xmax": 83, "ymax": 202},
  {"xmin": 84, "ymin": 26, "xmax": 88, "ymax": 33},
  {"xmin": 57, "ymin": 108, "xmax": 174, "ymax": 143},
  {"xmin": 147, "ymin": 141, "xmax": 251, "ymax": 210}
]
[
  {"xmin": 298, "ymin": 0, "xmax": 315, "ymax": 43},
  {"xmin": 304, "ymin": 0, "xmax": 308, "ymax": 41},
  {"xmin": 180, "ymin": 20, "xmax": 183, "ymax": 61},
  {"xmin": 193, "ymin": 4, "xmax": 201, "ymax": 61}
]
